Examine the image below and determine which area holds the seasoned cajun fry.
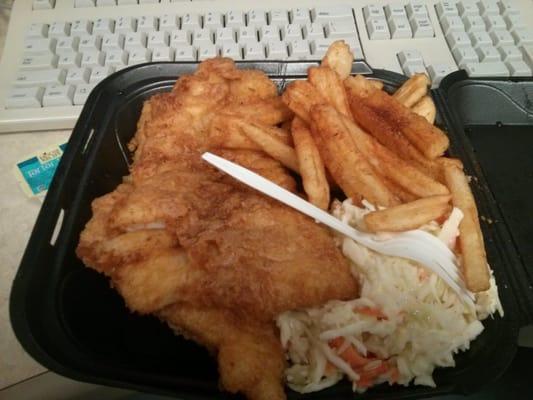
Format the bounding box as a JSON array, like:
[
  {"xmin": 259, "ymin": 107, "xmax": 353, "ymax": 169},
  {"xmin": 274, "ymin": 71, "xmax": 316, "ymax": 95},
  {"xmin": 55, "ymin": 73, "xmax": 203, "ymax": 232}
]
[
  {"xmin": 310, "ymin": 104, "xmax": 399, "ymax": 207},
  {"xmin": 221, "ymin": 97, "xmax": 294, "ymax": 126},
  {"xmin": 320, "ymin": 40, "xmax": 354, "ymax": 80},
  {"xmin": 291, "ymin": 117, "xmax": 330, "ymax": 210},
  {"xmin": 308, "ymin": 66, "xmax": 352, "ymax": 119},
  {"xmin": 364, "ymin": 195, "xmax": 452, "ymax": 232},
  {"xmin": 438, "ymin": 156, "xmax": 463, "ymax": 170},
  {"xmin": 382, "ymin": 177, "xmax": 419, "ymax": 203},
  {"xmin": 412, "ymin": 95, "xmax": 436, "ymax": 124},
  {"xmin": 345, "ymin": 85, "xmax": 443, "ymax": 181},
  {"xmin": 341, "ymin": 115, "xmax": 450, "ymax": 198},
  {"xmin": 209, "ymin": 115, "xmax": 261, "ymax": 150},
  {"xmin": 444, "ymin": 164, "xmax": 490, "ymax": 292},
  {"xmin": 234, "ymin": 118, "xmax": 300, "ymax": 172},
  {"xmin": 368, "ymin": 80, "xmax": 384, "ymax": 90},
  {"xmin": 345, "ymin": 75, "xmax": 449, "ymax": 159},
  {"xmin": 281, "ymin": 80, "xmax": 327, "ymax": 124},
  {"xmin": 393, "ymin": 73, "xmax": 430, "ymax": 108}
]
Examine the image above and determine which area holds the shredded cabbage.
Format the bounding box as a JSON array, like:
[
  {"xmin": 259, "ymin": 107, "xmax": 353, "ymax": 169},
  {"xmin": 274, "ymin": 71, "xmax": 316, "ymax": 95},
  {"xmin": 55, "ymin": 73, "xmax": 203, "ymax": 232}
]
[{"xmin": 277, "ymin": 199, "xmax": 503, "ymax": 393}]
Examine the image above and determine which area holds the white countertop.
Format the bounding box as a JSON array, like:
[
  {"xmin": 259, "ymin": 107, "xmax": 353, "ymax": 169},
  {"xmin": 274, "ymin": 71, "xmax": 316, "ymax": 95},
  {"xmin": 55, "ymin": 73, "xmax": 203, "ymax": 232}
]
[{"xmin": 0, "ymin": 1, "xmax": 72, "ymax": 389}]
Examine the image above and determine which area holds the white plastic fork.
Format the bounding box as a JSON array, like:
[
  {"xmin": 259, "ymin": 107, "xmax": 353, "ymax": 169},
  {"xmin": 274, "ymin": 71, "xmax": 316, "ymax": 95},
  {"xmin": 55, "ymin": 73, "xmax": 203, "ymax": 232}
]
[{"xmin": 202, "ymin": 152, "xmax": 475, "ymax": 308}]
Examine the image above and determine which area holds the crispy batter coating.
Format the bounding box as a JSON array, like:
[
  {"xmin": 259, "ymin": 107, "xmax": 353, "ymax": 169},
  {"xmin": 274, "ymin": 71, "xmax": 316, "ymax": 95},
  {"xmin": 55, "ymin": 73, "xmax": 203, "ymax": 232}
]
[{"xmin": 77, "ymin": 58, "xmax": 358, "ymax": 400}]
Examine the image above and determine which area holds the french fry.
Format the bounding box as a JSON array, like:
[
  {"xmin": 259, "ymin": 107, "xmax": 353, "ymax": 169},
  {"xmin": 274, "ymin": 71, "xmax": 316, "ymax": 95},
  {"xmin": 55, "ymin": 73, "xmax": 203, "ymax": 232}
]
[
  {"xmin": 281, "ymin": 80, "xmax": 327, "ymax": 124},
  {"xmin": 221, "ymin": 97, "xmax": 293, "ymax": 126},
  {"xmin": 382, "ymin": 178, "xmax": 419, "ymax": 203},
  {"xmin": 368, "ymin": 80, "xmax": 384, "ymax": 90},
  {"xmin": 234, "ymin": 118, "xmax": 300, "ymax": 172},
  {"xmin": 310, "ymin": 104, "xmax": 399, "ymax": 207},
  {"xmin": 444, "ymin": 164, "xmax": 490, "ymax": 292},
  {"xmin": 291, "ymin": 117, "xmax": 330, "ymax": 210},
  {"xmin": 345, "ymin": 75, "xmax": 449, "ymax": 159},
  {"xmin": 308, "ymin": 66, "xmax": 352, "ymax": 119},
  {"xmin": 345, "ymin": 84, "xmax": 443, "ymax": 181},
  {"xmin": 363, "ymin": 195, "xmax": 452, "ymax": 232},
  {"xmin": 393, "ymin": 73, "xmax": 430, "ymax": 108},
  {"xmin": 341, "ymin": 115, "xmax": 450, "ymax": 198},
  {"xmin": 411, "ymin": 95, "xmax": 436, "ymax": 124},
  {"xmin": 209, "ymin": 114, "xmax": 261, "ymax": 150},
  {"xmin": 320, "ymin": 40, "xmax": 354, "ymax": 80}
]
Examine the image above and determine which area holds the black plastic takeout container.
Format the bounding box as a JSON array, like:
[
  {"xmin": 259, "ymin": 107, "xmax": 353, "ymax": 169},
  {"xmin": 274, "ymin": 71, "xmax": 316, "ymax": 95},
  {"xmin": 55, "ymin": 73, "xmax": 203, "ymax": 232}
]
[{"xmin": 10, "ymin": 61, "xmax": 533, "ymax": 399}]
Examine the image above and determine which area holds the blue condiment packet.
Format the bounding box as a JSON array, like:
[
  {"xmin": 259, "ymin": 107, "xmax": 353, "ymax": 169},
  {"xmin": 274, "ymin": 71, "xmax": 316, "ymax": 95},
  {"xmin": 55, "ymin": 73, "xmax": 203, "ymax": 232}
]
[{"xmin": 14, "ymin": 143, "xmax": 67, "ymax": 198}]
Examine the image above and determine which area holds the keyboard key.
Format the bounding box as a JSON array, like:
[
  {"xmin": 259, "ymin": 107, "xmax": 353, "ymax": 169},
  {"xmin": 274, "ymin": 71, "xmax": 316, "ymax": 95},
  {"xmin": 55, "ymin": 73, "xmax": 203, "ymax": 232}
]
[
  {"xmin": 511, "ymin": 28, "xmax": 533, "ymax": 47},
  {"xmin": 484, "ymin": 15, "xmax": 506, "ymax": 32},
  {"xmin": 159, "ymin": 15, "xmax": 178, "ymax": 31},
  {"xmin": 26, "ymin": 23, "xmax": 49, "ymax": 39},
  {"xmin": 490, "ymin": 29, "xmax": 514, "ymax": 47},
  {"xmin": 204, "ymin": 12, "xmax": 223, "ymax": 29},
  {"xmin": 148, "ymin": 31, "xmax": 170, "ymax": 48},
  {"xmin": 475, "ymin": 45, "xmax": 500, "ymax": 62},
  {"xmin": 198, "ymin": 44, "xmax": 217, "ymax": 60},
  {"xmin": 410, "ymin": 16, "xmax": 434, "ymax": 38},
  {"xmin": 137, "ymin": 16, "xmax": 158, "ymax": 33},
  {"xmin": 226, "ymin": 10, "xmax": 245, "ymax": 28},
  {"xmin": 504, "ymin": 14, "xmax": 525, "ymax": 31},
  {"xmin": 151, "ymin": 47, "xmax": 175, "ymax": 61},
  {"xmin": 33, "ymin": 0, "xmax": 55, "ymax": 9},
  {"xmin": 521, "ymin": 45, "xmax": 533, "ymax": 68},
  {"xmin": 71, "ymin": 20, "xmax": 93, "ymax": 36},
  {"xmin": 74, "ymin": 83, "xmax": 97, "ymax": 105},
  {"xmin": 303, "ymin": 22, "xmax": 325, "ymax": 40},
  {"xmin": 243, "ymin": 42, "xmax": 265, "ymax": 59},
  {"xmin": 170, "ymin": 30, "xmax": 191, "ymax": 46},
  {"xmin": 389, "ymin": 16, "xmax": 412, "ymax": 39},
  {"xmin": 311, "ymin": 6, "xmax": 353, "ymax": 22},
  {"xmin": 79, "ymin": 35, "xmax": 102, "ymax": 51},
  {"xmin": 192, "ymin": 28, "xmax": 213, "ymax": 45},
  {"xmin": 66, "ymin": 67, "xmax": 91, "ymax": 84},
  {"xmin": 363, "ymin": 5, "xmax": 385, "ymax": 20},
  {"xmin": 81, "ymin": 50, "xmax": 105, "ymax": 67},
  {"xmin": 310, "ymin": 37, "xmax": 359, "ymax": 57},
  {"xmin": 498, "ymin": 1, "xmax": 520, "ymax": 17},
  {"xmin": 497, "ymin": 44, "xmax": 522, "ymax": 62},
  {"xmin": 266, "ymin": 41, "xmax": 287, "ymax": 59},
  {"xmin": 259, "ymin": 26, "xmax": 280, "ymax": 41},
  {"xmin": 93, "ymin": 19, "xmax": 114, "ymax": 37},
  {"xmin": 89, "ymin": 66, "xmax": 114, "ymax": 83},
  {"xmin": 290, "ymin": 8, "xmax": 310, "ymax": 24},
  {"xmin": 385, "ymin": 4, "xmax": 406, "ymax": 19},
  {"xmin": 6, "ymin": 86, "xmax": 44, "ymax": 108},
  {"xmin": 436, "ymin": 2, "xmax": 458, "ymax": 18},
  {"xmin": 288, "ymin": 39, "xmax": 309, "ymax": 57},
  {"xmin": 463, "ymin": 61, "xmax": 509, "ymax": 76},
  {"xmin": 101, "ymin": 33, "xmax": 124, "ymax": 51},
  {"xmin": 74, "ymin": 0, "xmax": 95, "ymax": 7},
  {"xmin": 324, "ymin": 19, "xmax": 357, "ymax": 38},
  {"xmin": 105, "ymin": 49, "xmax": 129, "ymax": 67},
  {"xmin": 48, "ymin": 22, "xmax": 70, "ymax": 38},
  {"xmin": 220, "ymin": 43, "xmax": 241, "ymax": 59},
  {"xmin": 124, "ymin": 32, "xmax": 147, "ymax": 50},
  {"xmin": 281, "ymin": 24, "xmax": 302, "ymax": 40},
  {"xmin": 426, "ymin": 64, "xmax": 455, "ymax": 85},
  {"xmin": 58, "ymin": 52, "xmax": 82, "ymax": 68},
  {"xmin": 403, "ymin": 62, "xmax": 427, "ymax": 77},
  {"xmin": 446, "ymin": 31, "xmax": 471, "ymax": 50},
  {"xmin": 24, "ymin": 38, "xmax": 57, "ymax": 55},
  {"xmin": 462, "ymin": 15, "xmax": 485, "ymax": 32},
  {"xmin": 247, "ymin": 10, "xmax": 267, "ymax": 28},
  {"xmin": 440, "ymin": 15, "xmax": 464, "ymax": 35},
  {"xmin": 366, "ymin": 18, "xmax": 390, "ymax": 40},
  {"xmin": 174, "ymin": 45, "xmax": 196, "ymax": 61},
  {"xmin": 477, "ymin": 1, "xmax": 499, "ymax": 16},
  {"xmin": 117, "ymin": 0, "xmax": 137, "ymax": 4},
  {"xmin": 181, "ymin": 13, "xmax": 201, "ymax": 30},
  {"xmin": 20, "ymin": 54, "xmax": 59, "ymax": 70},
  {"xmin": 506, "ymin": 60, "xmax": 531, "ymax": 76},
  {"xmin": 128, "ymin": 48, "xmax": 152, "ymax": 64},
  {"xmin": 15, "ymin": 69, "xmax": 66, "ymax": 87},
  {"xmin": 268, "ymin": 9, "xmax": 289, "ymax": 28},
  {"xmin": 406, "ymin": 2, "xmax": 428, "ymax": 18},
  {"xmin": 115, "ymin": 17, "xmax": 137, "ymax": 34},
  {"xmin": 96, "ymin": 0, "xmax": 116, "ymax": 6},
  {"xmin": 470, "ymin": 31, "xmax": 492, "ymax": 48},
  {"xmin": 397, "ymin": 49, "xmax": 424, "ymax": 67},
  {"xmin": 452, "ymin": 46, "xmax": 479, "ymax": 66},
  {"xmin": 457, "ymin": 1, "xmax": 478, "ymax": 17}
]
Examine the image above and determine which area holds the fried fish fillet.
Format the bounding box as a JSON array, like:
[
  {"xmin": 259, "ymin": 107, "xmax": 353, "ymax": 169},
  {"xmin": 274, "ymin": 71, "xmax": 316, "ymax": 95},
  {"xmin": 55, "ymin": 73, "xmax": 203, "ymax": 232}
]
[{"xmin": 77, "ymin": 58, "xmax": 358, "ymax": 400}]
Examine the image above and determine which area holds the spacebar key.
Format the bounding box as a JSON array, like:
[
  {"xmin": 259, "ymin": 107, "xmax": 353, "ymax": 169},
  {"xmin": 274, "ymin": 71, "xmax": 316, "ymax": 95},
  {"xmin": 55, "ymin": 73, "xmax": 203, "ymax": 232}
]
[{"xmin": 463, "ymin": 62, "xmax": 509, "ymax": 77}]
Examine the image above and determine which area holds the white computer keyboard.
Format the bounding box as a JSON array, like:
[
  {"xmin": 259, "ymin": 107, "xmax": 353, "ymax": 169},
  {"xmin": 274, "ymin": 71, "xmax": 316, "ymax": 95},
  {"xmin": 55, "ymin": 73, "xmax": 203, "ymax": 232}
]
[{"xmin": 0, "ymin": 0, "xmax": 532, "ymax": 132}]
